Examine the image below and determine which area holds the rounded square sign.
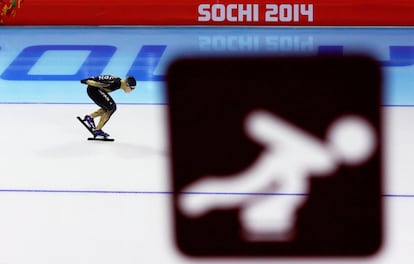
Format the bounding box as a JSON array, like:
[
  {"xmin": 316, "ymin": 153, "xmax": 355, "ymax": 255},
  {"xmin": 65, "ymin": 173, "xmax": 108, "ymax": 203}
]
[{"xmin": 167, "ymin": 56, "xmax": 382, "ymax": 257}]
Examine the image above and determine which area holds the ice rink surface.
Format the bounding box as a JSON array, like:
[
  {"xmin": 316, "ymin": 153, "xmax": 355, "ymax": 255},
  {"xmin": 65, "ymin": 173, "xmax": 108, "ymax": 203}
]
[
  {"xmin": 0, "ymin": 104, "xmax": 413, "ymax": 264},
  {"xmin": 0, "ymin": 26, "xmax": 414, "ymax": 263}
]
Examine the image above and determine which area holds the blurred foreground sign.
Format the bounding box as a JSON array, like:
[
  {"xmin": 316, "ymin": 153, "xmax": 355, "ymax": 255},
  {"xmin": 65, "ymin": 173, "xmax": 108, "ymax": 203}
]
[{"xmin": 167, "ymin": 55, "xmax": 382, "ymax": 257}]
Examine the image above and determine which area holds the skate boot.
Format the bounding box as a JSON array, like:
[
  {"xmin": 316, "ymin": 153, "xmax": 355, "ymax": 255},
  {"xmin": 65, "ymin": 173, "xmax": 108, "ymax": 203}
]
[
  {"xmin": 84, "ymin": 115, "xmax": 96, "ymax": 129},
  {"xmin": 93, "ymin": 129, "xmax": 110, "ymax": 138}
]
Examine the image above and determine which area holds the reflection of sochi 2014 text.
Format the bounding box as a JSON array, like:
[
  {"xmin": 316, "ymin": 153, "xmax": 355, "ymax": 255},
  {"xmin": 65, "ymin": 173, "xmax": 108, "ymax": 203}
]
[
  {"xmin": 198, "ymin": 4, "xmax": 313, "ymax": 23},
  {"xmin": 199, "ymin": 35, "xmax": 314, "ymax": 53}
]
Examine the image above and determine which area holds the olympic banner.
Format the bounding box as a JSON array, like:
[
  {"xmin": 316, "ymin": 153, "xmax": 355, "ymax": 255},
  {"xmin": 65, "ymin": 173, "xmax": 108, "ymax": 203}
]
[{"xmin": 1, "ymin": 0, "xmax": 414, "ymax": 26}]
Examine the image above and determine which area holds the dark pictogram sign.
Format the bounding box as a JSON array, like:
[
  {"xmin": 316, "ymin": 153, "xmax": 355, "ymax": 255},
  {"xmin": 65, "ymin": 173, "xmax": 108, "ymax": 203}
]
[{"xmin": 167, "ymin": 56, "xmax": 382, "ymax": 257}]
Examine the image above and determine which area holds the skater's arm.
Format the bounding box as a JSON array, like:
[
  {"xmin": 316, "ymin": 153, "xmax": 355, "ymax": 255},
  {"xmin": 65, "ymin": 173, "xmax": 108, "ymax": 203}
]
[
  {"xmin": 80, "ymin": 76, "xmax": 112, "ymax": 88},
  {"xmin": 84, "ymin": 79, "xmax": 110, "ymax": 88}
]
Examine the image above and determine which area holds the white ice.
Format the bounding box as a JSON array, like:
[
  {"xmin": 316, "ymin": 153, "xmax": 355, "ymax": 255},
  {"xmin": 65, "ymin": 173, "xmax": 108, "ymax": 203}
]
[{"xmin": 0, "ymin": 104, "xmax": 412, "ymax": 264}]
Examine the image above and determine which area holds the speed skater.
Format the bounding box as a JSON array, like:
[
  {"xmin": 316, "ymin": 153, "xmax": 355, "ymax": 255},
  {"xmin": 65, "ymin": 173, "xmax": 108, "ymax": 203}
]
[{"xmin": 80, "ymin": 74, "xmax": 136, "ymax": 137}]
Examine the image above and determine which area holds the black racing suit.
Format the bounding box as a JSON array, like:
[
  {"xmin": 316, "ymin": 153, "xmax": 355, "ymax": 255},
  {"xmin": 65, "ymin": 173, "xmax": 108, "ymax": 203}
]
[{"xmin": 81, "ymin": 74, "xmax": 121, "ymax": 129}]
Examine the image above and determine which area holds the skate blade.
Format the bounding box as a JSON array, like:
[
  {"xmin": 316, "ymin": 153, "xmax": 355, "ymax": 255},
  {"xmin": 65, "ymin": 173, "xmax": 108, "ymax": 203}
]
[{"xmin": 88, "ymin": 137, "xmax": 115, "ymax": 142}]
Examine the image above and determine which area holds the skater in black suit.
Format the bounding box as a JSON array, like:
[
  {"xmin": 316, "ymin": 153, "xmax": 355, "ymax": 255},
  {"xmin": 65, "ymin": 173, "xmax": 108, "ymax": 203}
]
[{"xmin": 80, "ymin": 74, "xmax": 136, "ymax": 137}]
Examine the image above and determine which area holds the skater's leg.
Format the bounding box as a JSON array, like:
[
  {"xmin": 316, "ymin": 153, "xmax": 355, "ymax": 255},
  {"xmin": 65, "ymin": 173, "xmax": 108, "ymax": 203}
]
[
  {"xmin": 82, "ymin": 108, "xmax": 104, "ymax": 129},
  {"xmin": 90, "ymin": 108, "xmax": 106, "ymax": 119},
  {"xmin": 96, "ymin": 108, "xmax": 116, "ymax": 130},
  {"xmin": 86, "ymin": 86, "xmax": 117, "ymax": 131}
]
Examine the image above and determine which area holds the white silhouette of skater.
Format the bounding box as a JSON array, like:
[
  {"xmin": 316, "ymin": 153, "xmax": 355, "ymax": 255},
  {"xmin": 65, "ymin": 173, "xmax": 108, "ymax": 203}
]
[{"xmin": 179, "ymin": 110, "xmax": 377, "ymax": 241}]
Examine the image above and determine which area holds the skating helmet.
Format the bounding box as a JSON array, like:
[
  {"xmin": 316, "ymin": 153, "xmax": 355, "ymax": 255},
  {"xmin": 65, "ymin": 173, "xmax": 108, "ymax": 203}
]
[{"xmin": 125, "ymin": 76, "xmax": 136, "ymax": 89}]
